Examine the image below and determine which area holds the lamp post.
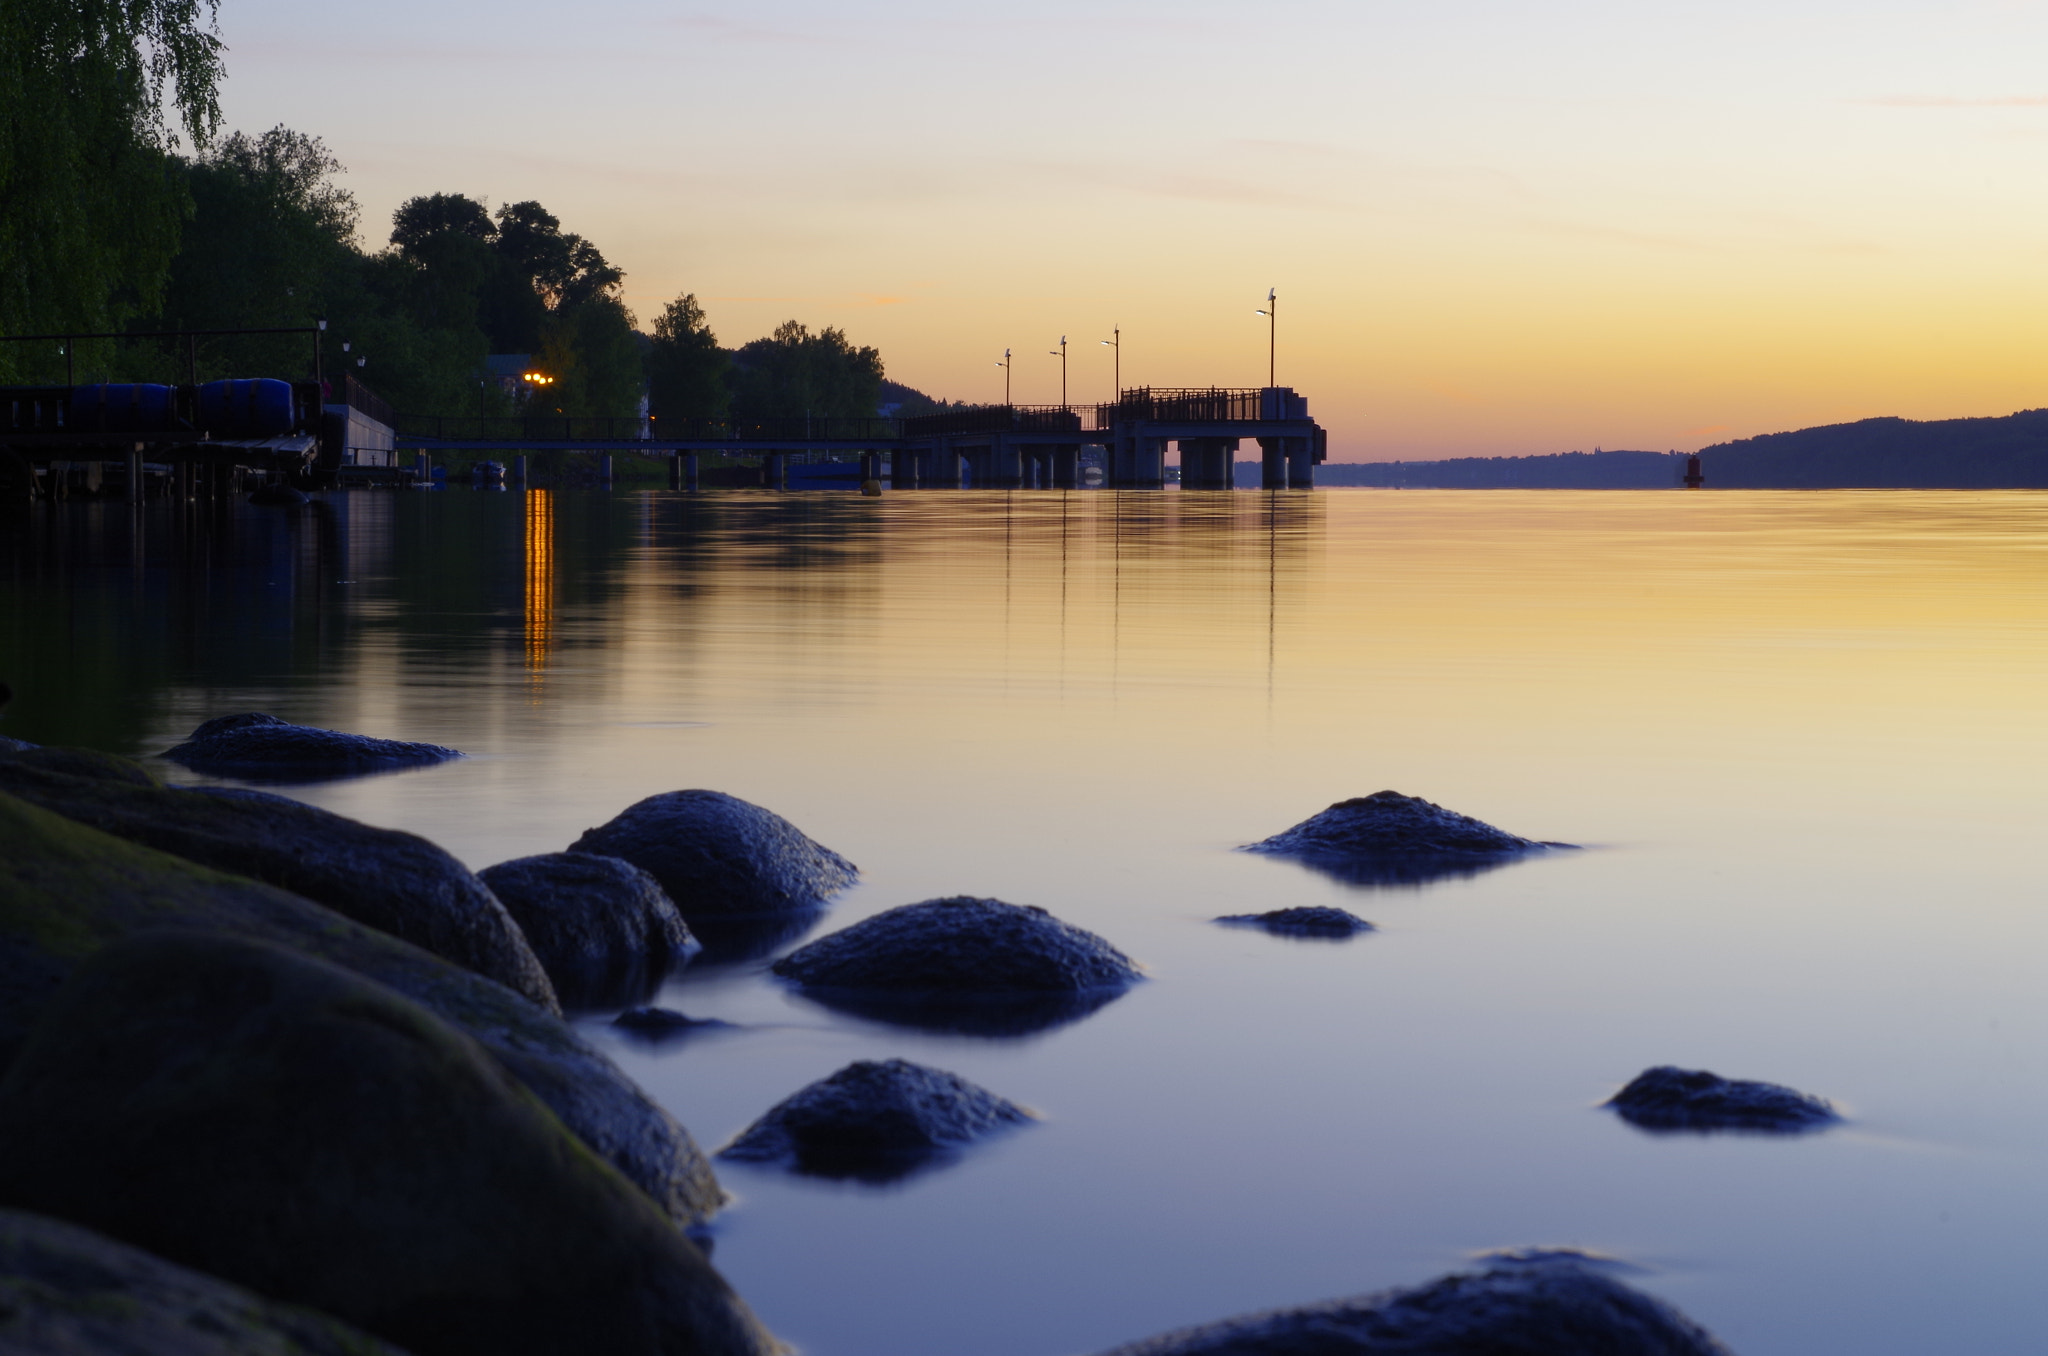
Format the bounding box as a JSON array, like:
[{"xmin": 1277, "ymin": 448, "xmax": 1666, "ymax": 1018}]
[
  {"xmin": 1048, "ymin": 335, "xmax": 1067, "ymax": 409},
  {"xmin": 1253, "ymin": 288, "xmax": 1276, "ymax": 388},
  {"xmin": 997, "ymin": 348, "xmax": 1011, "ymax": 405},
  {"xmin": 1100, "ymin": 327, "xmax": 1120, "ymax": 400}
]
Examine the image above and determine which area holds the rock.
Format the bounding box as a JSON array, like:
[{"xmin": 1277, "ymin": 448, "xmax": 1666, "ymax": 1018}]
[
  {"xmin": 162, "ymin": 712, "xmax": 460, "ymax": 782},
  {"xmin": 1607, "ymin": 1066, "xmax": 1840, "ymax": 1134},
  {"xmin": 569, "ymin": 790, "xmax": 856, "ymax": 959},
  {"xmin": 1242, "ymin": 790, "xmax": 1570, "ymax": 886},
  {"xmin": 0, "ymin": 737, "xmax": 34, "ymax": 754},
  {"xmin": 0, "ymin": 749, "xmax": 556, "ymax": 1010},
  {"xmin": 613, "ymin": 1008, "xmax": 736, "ymax": 1043},
  {"xmin": 0, "ymin": 1207, "xmax": 407, "ymax": 1355},
  {"xmin": 720, "ymin": 1059, "xmax": 1033, "ymax": 1183},
  {"xmin": 478, "ymin": 852, "xmax": 700, "ymax": 1010},
  {"xmin": 771, "ymin": 896, "xmax": 1143, "ymax": 1036},
  {"xmin": 1091, "ymin": 1254, "xmax": 1731, "ymax": 1356},
  {"xmin": 0, "ymin": 790, "xmax": 723, "ymax": 1226},
  {"xmin": 1214, "ymin": 906, "xmax": 1375, "ymax": 938},
  {"xmin": 0, "ymin": 932, "xmax": 778, "ymax": 1356}
]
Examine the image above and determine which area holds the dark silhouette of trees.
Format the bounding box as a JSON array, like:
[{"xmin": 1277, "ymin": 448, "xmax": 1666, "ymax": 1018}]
[
  {"xmin": 646, "ymin": 294, "xmax": 729, "ymax": 422},
  {"xmin": 729, "ymin": 321, "xmax": 883, "ymax": 422},
  {"xmin": 0, "ymin": 0, "xmax": 225, "ymax": 377}
]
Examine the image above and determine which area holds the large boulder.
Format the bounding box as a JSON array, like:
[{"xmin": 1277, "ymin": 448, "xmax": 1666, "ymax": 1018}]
[
  {"xmin": 719, "ymin": 1059, "xmax": 1033, "ymax": 1182},
  {"xmin": 771, "ymin": 896, "xmax": 1142, "ymax": 1035},
  {"xmin": 0, "ymin": 790, "xmax": 722, "ymax": 1227},
  {"xmin": 1092, "ymin": 1254, "xmax": 1730, "ymax": 1355},
  {"xmin": 1214, "ymin": 906, "xmax": 1375, "ymax": 939},
  {"xmin": 1242, "ymin": 790, "xmax": 1570, "ymax": 886},
  {"xmin": 0, "ymin": 1207, "xmax": 406, "ymax": 1355},
  {"xmin": 478, "ymin": 851, "xmax": 700, "ymax": 1010},
  {"xmin": 0, "ymin": 932, "xmax": 778, "ymax": 1356},
  {"xmin": 0, "ymin": 747, "xmax": 557, "ymax": 1011},
  {"xmin": 1607, "ymin": 1066, "xmax": 1840, "ymax": 1134},
  {"xmin": 162, "ymin": 712, "xmax": 461, "ymax": 782},
  {"xmin": 568, "ymin": 791, "xmax": 856, "ymax": 961}
]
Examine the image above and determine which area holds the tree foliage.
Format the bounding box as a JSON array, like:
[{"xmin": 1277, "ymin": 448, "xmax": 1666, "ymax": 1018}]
[
  {"xmin": 646, "ymin": 293, "xmax": 729, "ymax": 422},
  {"xmin": 728, "ymin": 321, "xmax": 884, "ymax": 422},
  {"xmin": 0, "ymin": 0, "xmax": 225, "ymax": 377}
]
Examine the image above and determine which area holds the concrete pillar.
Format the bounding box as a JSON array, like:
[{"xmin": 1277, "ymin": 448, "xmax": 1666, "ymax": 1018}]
[
  {"xmin": 985, "ymin": 438, "xmax": 1022, "ymax": 489},
  {"xmin": 667, "ymin": 453, "xmax": 681, "ymax": 490},
  {"xmin": 892, "ymin": 447, "xmax": 919, "ymax": 489},
  {"xmin": 1258, "ymin": 437, "xmax": 1286, "ymax": 488},
  {"xmin": 514, "ymin": 455, "xmax": 529, "ymax": 484},
  {"xmin": 414, "ymin": 451, "xmax": 430, "ymax": 486},
  {"xmin": 600, "ymin": 453, "xmax": 615, "ymax": 485},
  {"xmin": 1180, "ymin": 438, "xmax": 1236, "ymax": 490},
  {"xmin": 765, "ymin": 452, "xmax": 787, "ymax": 489},
  {"xmin": 1124, "ymin": 436, "xmax": 1165, "ymax": 489},
  {"xmin": 1286, "ymin": 437, "xmax": 1314, "ymax": 488},
  {"xmin": 684, "ymin": 453, "xmax": 700, "ymax": 491},
  {"xmin": 127, "ymin": 446, "xmax": 143, "ymax": 504},
  {"xmin": 928, "ymin": 441, "xmax": 963, "ymax": 488},
  {"xmin": 1053, "ymin": 445, "xmax": 1079, "ymax": 489}
]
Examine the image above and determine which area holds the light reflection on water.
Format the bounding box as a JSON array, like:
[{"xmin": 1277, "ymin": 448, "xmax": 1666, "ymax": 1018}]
[{"xmin": 7, "ymin": 488, "xmax": 2048, "ymax": 1354}]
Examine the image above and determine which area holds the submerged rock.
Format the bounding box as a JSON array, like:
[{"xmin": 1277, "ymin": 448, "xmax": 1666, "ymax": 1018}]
[
  {"xmin": 1607, "ymin": 1066, "xmax": 1840, "ymax": 1134},
  {"xmin": 0, "ymin": 932, "xmax": 778, "ymax": 1356},
  {"xmin": 612, "ymin": 1007, "xmax": 736, "ymax": 1042},
  {"xmin": 0, "ymin": 750, "xmax": 556, "ymax": 1010},
  {"xmin": 720, "ymin": 1059, "xmax": 1033, "ymax": 1182},
  {"xmin": 1214, "ymin": 906, "xmax": 1375, "ymax": 938},
  {"xmin": 1092, "ymin": 1253, "xmax": 1731, "ymax": 1356},
  {"xmin": 0, "ymin": 790, "xmax": 723, "ymax": 1227},
  {"xmin": 479, "ymin": 852, "xmax": 700, "ymax": 1009},
  {"xmin": 0, "ymin": 1207, "xmax": 407, "ymax": 1356},
  {"xmin": 569, "ymin": 791, "xmax": 856, "ymax": 940},
  {"xmin": 163, "ymin": 712, "xmax": 460, "ymax": 781},
  {"xmin": 772, "ymin": 896, "xmax": 1142, "ymax": 1035},
  {"xmin": 1243, "ymin": 790, "xmax": 1568, "ymax": 886}
]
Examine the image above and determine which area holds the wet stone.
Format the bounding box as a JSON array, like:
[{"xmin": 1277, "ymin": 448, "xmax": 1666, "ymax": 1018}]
[
  {"xmin": 612, "ymin": 1008, "xmax": 736, "ymax": 1042},
  {"xmin": 1607, "ymin": 1066, "xmax": 1840, "ymax": 1134},
  {"xmin": 1091, "ymin": 1253, "xmax": 1732, "ymax": 1356},
  {"xmin": 1242, "ymin": 790, "xmax": 1569, "ymax": 887},
  {"xmin": 719, "ymin": 1058, "xmax": 1033, "ymax": 1182},
  {"xmin": 771, "ymin": 896, "xmax": 1142, "ymax": 1036},
  {"xmin": 163, "ymin": 713, "xmax": 460, "ymax": 782},
  {"xmin": 478, "ymin": 851, "xmax": 700, "ymax": 1010},
  {"xmin": 1214, "ymin": 906, "xmax": 1375, "ymax": 938},
  {"xmin": 568, "ymin": 791, "xmax": 855, "ymax": 958}
]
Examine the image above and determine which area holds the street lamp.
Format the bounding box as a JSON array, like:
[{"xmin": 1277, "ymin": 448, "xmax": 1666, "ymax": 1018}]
[
  {"xmin": 1253, "ymin": 288, "xmax": 1276, "ymax": 389},
  {"xmin": 997, "ymin": 348, "xmax": 1011, "ymax": 405},
  {"xmin": 1100, "ymin": 327, "xmax": 1120, "ymax": 400},
  {"xmin": 1048, "ymin": 335, "xmax": 1067, "ymax": 409}
]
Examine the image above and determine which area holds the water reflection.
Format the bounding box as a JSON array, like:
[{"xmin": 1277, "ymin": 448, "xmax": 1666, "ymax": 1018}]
[{"xmin": 524, "ymin": 489, "xmax": 555, "ymax": 692}]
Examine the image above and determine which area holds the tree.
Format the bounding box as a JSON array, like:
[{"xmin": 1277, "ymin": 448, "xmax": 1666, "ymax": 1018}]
[
  {"xmin": 728, "ymin": 321, "xmax": 884, "ymax": 422},
  {"xmin": 646, "ymin": 293, "xmax": 729, "ymax": 423},
  {"xmin": 0, "ymin": 0, "xmax": 225, "ymax": 378}
]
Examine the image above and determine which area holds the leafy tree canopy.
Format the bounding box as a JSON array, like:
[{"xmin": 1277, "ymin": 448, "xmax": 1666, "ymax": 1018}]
[
  {"xmin": 0, "ymin": 0, "xmax": 226, "ymax": 376},
  {"xmin": 646, "ymin": 293, "xmax": 729, "ymax": 422},
  {"xmin": 729, "ymin": 320, "xmax": 884, "ymax": 422}
]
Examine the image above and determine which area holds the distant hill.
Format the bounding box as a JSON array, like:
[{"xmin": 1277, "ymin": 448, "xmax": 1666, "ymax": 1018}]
[
  {"xmin": 1697, "ymin": 410, "xmax": 2048, "ymax": 487},
  {"xmin": 1305, "ymin": 450, "xmax": 1682, "ymax": 489}
]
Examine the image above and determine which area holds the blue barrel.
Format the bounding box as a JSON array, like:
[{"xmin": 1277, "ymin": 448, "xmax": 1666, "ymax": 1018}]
[
  {"xmin": 68, "ymin": 383, "xmax": 175, "ymax": 432},
  {"xmin": 196, "ymin": 379, "xmax": 297, "ymax": 437}
]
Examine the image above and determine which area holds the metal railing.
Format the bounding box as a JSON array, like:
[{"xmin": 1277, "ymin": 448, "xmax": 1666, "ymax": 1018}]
[
  {"xmin": 1104, "ymin": 387, "xmax": 1268, "ymax": 423},
  {"xmin": 394, "ymin": 413, "xmax": 904, "ymax": 444},
  {"xmin": 901, "ymin": 405, "xmax": 1092, "ymax": 437}
]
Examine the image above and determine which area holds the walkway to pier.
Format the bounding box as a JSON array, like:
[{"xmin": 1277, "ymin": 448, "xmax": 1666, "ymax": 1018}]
[{"xmin": 396, "ymin": 387, "xmax": 1327, "ymax": 490}]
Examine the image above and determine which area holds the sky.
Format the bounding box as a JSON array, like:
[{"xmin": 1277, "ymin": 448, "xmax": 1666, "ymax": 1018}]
[{"xmin": 217, "ymin": 0, "xmax": 2048, "ymax": 460}]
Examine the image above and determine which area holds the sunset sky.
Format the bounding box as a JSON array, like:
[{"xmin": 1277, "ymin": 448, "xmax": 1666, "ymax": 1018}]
[{"xmin": 221, "ymin": 0, "xmax": 2048, "ymax": 459}]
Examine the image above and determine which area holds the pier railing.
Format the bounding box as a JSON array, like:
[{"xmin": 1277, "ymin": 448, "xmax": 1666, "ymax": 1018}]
[{"xmin": 393, "ymin": 413, "xmax": 905, "ymax": 444}]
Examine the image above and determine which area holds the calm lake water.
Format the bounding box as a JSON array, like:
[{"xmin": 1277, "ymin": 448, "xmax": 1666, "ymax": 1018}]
[{"xmin": 7, "ymin": 486, "xmax": 2048, "ymax": 1354}]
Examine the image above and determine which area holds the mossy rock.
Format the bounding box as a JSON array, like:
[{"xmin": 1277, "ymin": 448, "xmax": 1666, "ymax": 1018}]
[
  {"xmin": 0, "ymin": 790, "xmax": 722, "ymax": 1227},
  {"xmin": 0, "ymin": 1207, "xmax": 407, "ymax": 1355},
  {"xmin": 0, "ymin": 748, "xmax": 556, "ymax": 1011},
  {"xmin": 0, "ymin": 932, "xmax": 778, "ymax": 1356}
]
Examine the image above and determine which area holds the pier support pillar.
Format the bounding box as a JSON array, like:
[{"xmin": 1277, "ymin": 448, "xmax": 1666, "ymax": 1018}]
[
  {"xmin": 928, "ymin": 441, "xmax": 963, "ymax": 488},
  {"xmin": 414, "ymin": 451, "xmax": 430, "ymax": 486},
  {"xmin": 126, "ymin": 446, "xmax": 142, "ymax": 504},
  {"xmin": 600, "ymin": 454, "xmax": 614, "ymax": 485},
  {"xmin": 893, "ymin": 448, "xmax": 919, "ymax": 490},
  {"xmin": 1286, "ymin": 437, "xmax": 1314, "ymax": 489},
  {"xmin": 514, "ymin": 455, "xmax": 529, "ymax": 484},
  {"xmin": 1053, "ymin": 445, "xmax": 1079, "ymax": 489},
  {"xmin": 985, "ymin": 438, "xmax": 1022, "ymax": 489},
  {"xmin": 684, "ymin": 453, "xmax": 700, "ymax": 491},
  {"xmin": 1258, "ymin": 437, "xmax": 1286, "ymax": 488},
  {"xmin": 1117, "ymin": 435, "xmax": 1165, "ymax": 489},
  {"xmin": 1180, "ymin": 438, "xmax": 1237, "ymax": 490}
]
